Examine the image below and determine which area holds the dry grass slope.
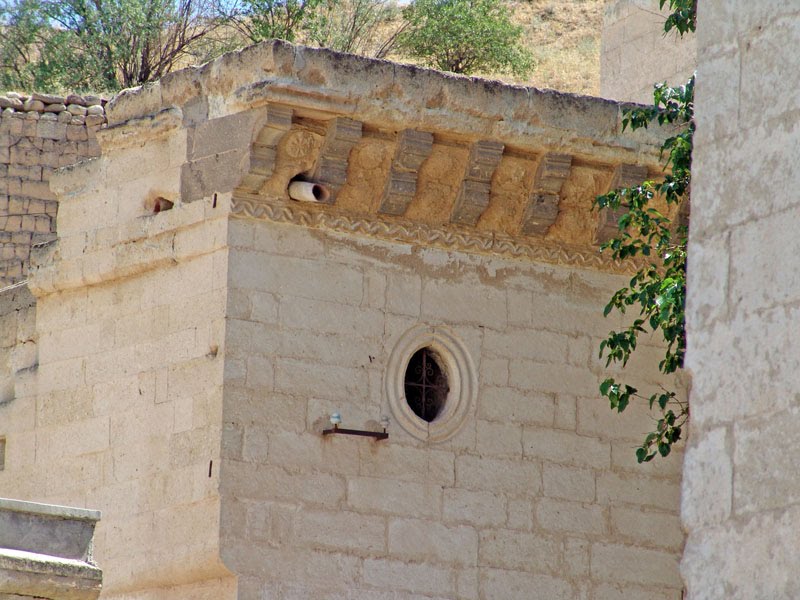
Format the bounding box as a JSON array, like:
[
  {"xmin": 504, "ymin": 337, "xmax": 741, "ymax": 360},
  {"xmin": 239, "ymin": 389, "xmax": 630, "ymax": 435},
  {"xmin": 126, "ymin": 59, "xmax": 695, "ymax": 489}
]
[
  {"xmin": 509, "ymin": 0, "xmax": 604, "ymax": 95},
  {"xmin": 381, "ymin": 0, "xmax": 605, "ymax": 96}
]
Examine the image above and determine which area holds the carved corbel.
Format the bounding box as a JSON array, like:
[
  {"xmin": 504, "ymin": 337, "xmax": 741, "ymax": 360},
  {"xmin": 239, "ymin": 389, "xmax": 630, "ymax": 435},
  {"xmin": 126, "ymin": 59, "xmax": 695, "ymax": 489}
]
[
  {"xmin": 595, "ymin": 164, "xmax": 648, "ymax": 245},
  {"xmin": 238, "ymin": 104, "xmax": 293, "ymax": 194},
  {"xmin": 309, "ymin": 117, "xmax": 363, "ymax": 204},
  {"xmin": 450, "ymin": 140, "xmax": 505, "ymax": 226},
  {"xmin": 520, "ymin": 153, "xmax": 572, "ymax": 236},
  {"xmin": 378, "ymin": 129, "xmax": 434, "ymax": 216}
]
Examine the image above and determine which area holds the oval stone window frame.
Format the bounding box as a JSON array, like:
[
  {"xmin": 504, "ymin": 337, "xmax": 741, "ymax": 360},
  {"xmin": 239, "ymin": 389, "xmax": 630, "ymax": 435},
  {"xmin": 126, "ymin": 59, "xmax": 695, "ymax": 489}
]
[{"xmin": 386, "ymin": 324, "xmax": 477, "ymax": 442}]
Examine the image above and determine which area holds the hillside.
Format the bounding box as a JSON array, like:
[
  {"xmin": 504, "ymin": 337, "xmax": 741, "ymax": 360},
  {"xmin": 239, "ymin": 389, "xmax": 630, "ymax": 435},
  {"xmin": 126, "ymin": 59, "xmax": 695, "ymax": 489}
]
[
  {"xmin": 382, "ymin": 0, "xmax": 605, "ymax": 96},
  {"xmin": 509, "ymin": 0, "xmax": 604, "ymax": 95}
]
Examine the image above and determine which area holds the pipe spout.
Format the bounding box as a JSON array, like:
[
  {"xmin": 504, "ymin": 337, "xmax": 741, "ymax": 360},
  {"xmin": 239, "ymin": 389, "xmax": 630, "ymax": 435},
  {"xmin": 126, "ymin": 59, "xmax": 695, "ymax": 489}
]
[{"xmin": 288, "ymin": 181, "xmax": 331, "ymax": 203}]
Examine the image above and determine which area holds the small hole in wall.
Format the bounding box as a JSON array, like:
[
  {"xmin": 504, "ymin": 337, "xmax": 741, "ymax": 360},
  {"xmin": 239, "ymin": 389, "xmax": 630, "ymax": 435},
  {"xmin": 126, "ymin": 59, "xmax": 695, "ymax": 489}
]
[
  {"xmin": 153, "ymin": 197, "xmax": 174, "ymax": 213},
  {"xmin": 404, "ymin": 348, "xmax": 449, "ymax": 422},
  {"xmin": 0, "ymin": 437, "xmax": 6, "ymax": 471}
]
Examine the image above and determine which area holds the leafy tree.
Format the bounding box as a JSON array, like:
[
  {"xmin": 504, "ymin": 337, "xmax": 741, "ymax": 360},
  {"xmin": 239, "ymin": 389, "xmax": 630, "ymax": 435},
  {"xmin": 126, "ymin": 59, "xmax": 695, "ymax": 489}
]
[
  {"xmin": 0, "ymin": 0, "xmax": 225, "ymax": 92},
  {"xmin": 308, "ymin": 0, "xmax": 400, "ymax": 57},
  {"xmin": 228, "ymin": 0, "xmax": 325, "ymax": 43},
  {"xmin": 595, "ymin": 0, "xmax": 695, "ymax": 463},
  {"xmin": 397, "ymin": 0, "xmax": 532, "ymax": 76}
]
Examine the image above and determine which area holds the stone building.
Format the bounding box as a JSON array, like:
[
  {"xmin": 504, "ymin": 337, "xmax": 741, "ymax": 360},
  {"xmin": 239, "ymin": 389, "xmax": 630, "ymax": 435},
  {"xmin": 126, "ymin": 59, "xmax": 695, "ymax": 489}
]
[
  {"xmin": 0, "ymin": 3, "xmax": 708, "ymax": 596},
  {"xmin": 0, "ymin": 40, "xmax": 684, "ymax": 599},
  {"xmin": 683, "ymin": 1, "xmax": 800, "ymax": 598},
  {"xmin": 601, "ymin": 0, "xmax": 696, "ymax": 103}
]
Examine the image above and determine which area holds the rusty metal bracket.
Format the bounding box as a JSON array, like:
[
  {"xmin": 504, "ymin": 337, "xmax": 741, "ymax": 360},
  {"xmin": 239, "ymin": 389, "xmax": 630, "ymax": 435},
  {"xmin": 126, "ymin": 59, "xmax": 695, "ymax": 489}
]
[{"xmin": 322, "ymin": 424, "xmax": 388, "ymax": 441}]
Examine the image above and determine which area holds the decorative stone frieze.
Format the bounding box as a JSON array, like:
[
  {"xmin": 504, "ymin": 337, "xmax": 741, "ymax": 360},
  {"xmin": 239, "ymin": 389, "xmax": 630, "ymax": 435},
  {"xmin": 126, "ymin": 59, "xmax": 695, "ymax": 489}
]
[{"xmin": 231, "ymin": 197, "xmax": 641, "ymax": 273}]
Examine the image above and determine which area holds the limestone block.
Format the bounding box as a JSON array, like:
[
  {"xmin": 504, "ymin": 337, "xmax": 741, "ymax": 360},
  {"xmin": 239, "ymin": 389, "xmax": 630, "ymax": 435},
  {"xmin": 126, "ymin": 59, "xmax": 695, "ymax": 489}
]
[
  {"xmin": 268, "ymin": 432, "xmax": 359, "ymax": 475},
  {"xmin": 230, "ymin": 250, "xmax": 363, "ymax": 305},
  {"xmin": 105, "ymin": 83, "xmax": 161, "ymax": 127},
  {"xmin": 478, "ymin": 528, "xmax": 560, "ymax": 571},
  {"xmin": 442, "ymin": 488, "xmax": 506, "ymax": 527},
  {"xmin": 610, "ymin": 506, "xmax": 684, "ymax": 551},
  {"xmin": 483, "ymin": 328, "xmax": 569, "ymax": 363},
  {"xmin": 346, "ymin": 477, "xmax": 442, "ymax": 519},
  {"xmin": 222, "ymin": 461, "xmax": 345, "ymax": 507},
  {"xmin": 279, "ymin": 296, "xmax": 383, "ymax": 337},
  {"xmin": 420, "ymin": 278, "xmax": 506, "ymax": 330},
  {"xmin": 510, "ymin": 359, "xmax": 600, "ymax": 397},
  {"xmin": 293, "ymin": 509, "xmax": 388, "ymax": 555},
  {"xmin": 475, "ymin": 420, "xmax": 522, "ymax": 457},
  {"xmin": 480, "ymin": 568, "xmax": 573, "ymax": 600},
  {"xmin": 478, "ymin": 386, "xmax": 554, "ymax": 427},
  {"xmin": 591, "ymin": 543, "xmax": 680, "ymax": 588},
  {"xmin": 542, "ymin": 463, "xmax": 596, "ymax": 502},
  {"xmin": 535, "ymin": 498, "xmax": 606, "ymax": 535},
  {"xmin": 358, "ymin": 443, "xmax": 454, "ymax": 485},
  {"xmin": 597, "ymin": 472, "xmax": 680, "ymax": 511},
  {"xmin": 455, "ymin": 455, "xmax": 541, "ymax": 496},
  {"xmin": 362, "ymin": 558, "xmax": 454, "ymax": 597},
  {"xmin": 189, "ymin": 110, "xmax": 260, "ymax": 161},
  {"xmin": 388, "ymin": 518, "xmax": 477, "ymax": 566}
]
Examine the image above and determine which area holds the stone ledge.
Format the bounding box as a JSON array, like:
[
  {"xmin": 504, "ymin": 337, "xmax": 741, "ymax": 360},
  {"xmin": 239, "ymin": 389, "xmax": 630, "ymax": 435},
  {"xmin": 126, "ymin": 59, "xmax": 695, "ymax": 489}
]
[
  {"xmin": 0, "ymin": 499, "xmax": 99, "ymax": 524},
  {"xmin": 0, "ymin": 549, "xmax": 101, "ymax": 600}
]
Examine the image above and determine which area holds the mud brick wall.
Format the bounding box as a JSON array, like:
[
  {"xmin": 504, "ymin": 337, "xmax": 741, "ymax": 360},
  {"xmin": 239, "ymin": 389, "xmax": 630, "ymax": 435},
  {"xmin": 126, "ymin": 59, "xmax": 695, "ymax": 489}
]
[{"xmin": 0, "ymin": 92, "xmax": 106, "ymax": 287}]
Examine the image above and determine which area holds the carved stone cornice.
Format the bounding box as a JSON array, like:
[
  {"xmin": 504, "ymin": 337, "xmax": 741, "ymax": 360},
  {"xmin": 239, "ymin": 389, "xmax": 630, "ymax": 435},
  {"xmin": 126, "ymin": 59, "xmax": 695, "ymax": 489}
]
[
  {"xmin": 379, "ymin": 129, "xmax": 434, "ymax": 216},
  {"xmin": 450, "ymin": 140, "xmax": 505, "ymax": 226},
  {"xmin": 595, "ymin": 163, "xmax": 649, "ymax": 244},
  {"xmin": 521, "ymin": 153, "xmax": 573, "ymax": 236},
  {"xmin": 310, "ymin": 117, "xmax": 363, "ymax": 203},
  {"xmin": 231, "ymin": 197, "xmax": 640, "ymax": 273}
]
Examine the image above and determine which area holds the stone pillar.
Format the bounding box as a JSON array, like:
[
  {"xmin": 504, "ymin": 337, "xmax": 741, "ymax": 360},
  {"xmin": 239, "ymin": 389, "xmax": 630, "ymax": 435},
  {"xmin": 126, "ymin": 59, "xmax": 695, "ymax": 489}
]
[
  {"xmin": 683, "ymin": 3, "xmax": 800, "ymax": 598},
  {"xmin": 0, "ymin": 497, "xmax": 102, "ymax": 599}
]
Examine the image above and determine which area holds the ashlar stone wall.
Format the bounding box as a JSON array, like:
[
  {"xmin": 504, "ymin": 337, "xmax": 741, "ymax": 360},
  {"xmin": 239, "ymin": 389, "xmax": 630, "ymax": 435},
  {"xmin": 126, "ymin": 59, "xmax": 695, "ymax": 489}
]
[
  {"xmin": 220, "ymin": 217, "xmax": 684, "ymax": 600},
  {"xmin": 683, "ymin": 2, "xmax": 800, "ymax": 598},
  {"xmin": 0, "ymin": 41, "xmax": 684, "ymax": 600},
  {"xmin": 0, "ymin": 112, "xmax": 235, "ymax": 599},
  {"xmin": 601, "ymin": 0, "xmax": 696, "ymax": 103}
]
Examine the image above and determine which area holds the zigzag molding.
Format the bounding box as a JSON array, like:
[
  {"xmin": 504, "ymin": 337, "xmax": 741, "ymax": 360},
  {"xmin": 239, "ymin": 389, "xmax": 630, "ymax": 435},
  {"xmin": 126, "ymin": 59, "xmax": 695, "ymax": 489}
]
[{"xmin": 230, "ymin": 197, "xmax": 639, "ymax": 273}]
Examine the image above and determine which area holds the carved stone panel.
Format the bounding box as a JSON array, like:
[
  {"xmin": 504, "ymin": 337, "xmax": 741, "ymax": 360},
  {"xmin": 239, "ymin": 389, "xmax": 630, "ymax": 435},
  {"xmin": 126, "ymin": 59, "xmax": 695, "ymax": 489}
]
[
  {"xmin": 310, "ymin": 117, "xmax": 363, "ymax": 203},
  {"xmin": 450, "ymin": 140, "xmax": 504, "ymax": 226},
  {"xmin": 379, "ymin": 129, "xmax": 434, "ymax": 216},
  {"xmin": 238, "ymin": 104, "xmax": 293, "ymax": 194},
  {"xmin": 521, "ymin": 153, "xmax": 572, "ymax": 236}
]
